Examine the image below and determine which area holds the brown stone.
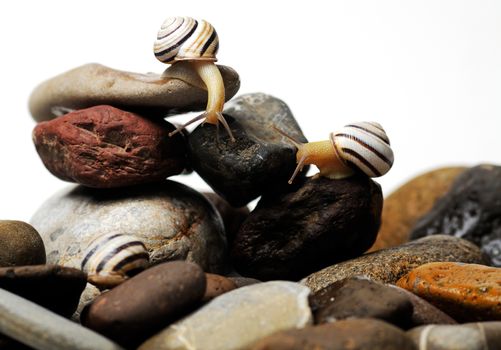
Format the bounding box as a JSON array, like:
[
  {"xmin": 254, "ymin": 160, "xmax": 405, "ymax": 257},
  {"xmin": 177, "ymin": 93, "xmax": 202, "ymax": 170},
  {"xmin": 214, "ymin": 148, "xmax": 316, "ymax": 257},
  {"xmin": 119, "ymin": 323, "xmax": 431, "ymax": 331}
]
[
  {"xmin": 397, "ymin": 262, "xmax": 501, "ymax": 322},
  {"xmin": 370, "ymin": 167, "xmax": 465, "ymax": 252},
  {"xmin": 203, "ymin": 273, "xmax": 237, "ymax": 302},
  {"xmin": 0, "ymin": 221, "xmax": 46, "ymax": 267},
  {"xmin": 227, "ymin": 276, "xmax": 262, "ymax": 288},
  {"xmin": 32, "ymin": 105, "xmax": 187, "ymax": 188}
]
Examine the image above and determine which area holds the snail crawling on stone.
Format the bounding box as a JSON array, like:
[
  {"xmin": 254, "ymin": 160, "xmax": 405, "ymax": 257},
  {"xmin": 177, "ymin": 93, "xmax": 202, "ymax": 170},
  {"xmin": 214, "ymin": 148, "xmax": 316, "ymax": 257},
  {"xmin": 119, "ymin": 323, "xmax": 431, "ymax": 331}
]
[
  {"xmin": 154, "ymin": 16, "xmax": 235, "ymax": 142},
  {"xmin": 275, "ymin": 121, "xmax": 394, "ymax": 184}
]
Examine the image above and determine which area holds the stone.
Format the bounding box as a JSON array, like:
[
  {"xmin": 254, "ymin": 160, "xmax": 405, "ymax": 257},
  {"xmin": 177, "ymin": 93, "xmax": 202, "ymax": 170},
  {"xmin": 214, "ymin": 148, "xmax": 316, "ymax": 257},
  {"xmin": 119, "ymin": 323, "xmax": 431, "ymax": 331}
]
[
  {"xmin": 30, "ymin": 181, "xmax": 227, "ymax": 273},
  {"xmin": 232, "ymin": 175, "xmax": 383, "ymax": 280},
  {"xmin": 32, "ymin": 105, "xmax": 187, "ymax": 188},
  {"xmin": 249, "ymin": 318, "xmax": 417, "ymax": 350},
  {"xmin": 28, "ymin": 63, "xmax": 240, "ymax": 122},
  {"xmin": 0, "ymin": 220, "xmax": 46, "ymax": 267},
  {"xmin": 370, "ymin": 167, "xmax": 466, "ymax": 252},
  {"xmin": 0, "ymin": 288, "xmax": 123, "ymax": 350},
  {"xmin": 188, "ymin": 93, "xmax": 309, "ymax": 207},
  {"xmin": 302, "ymin": 235, "xmax": 488, "ymax": 293},
  {"xmin": 227, "ymin": 276, "xmax": 262, "ymax": 288},
  {"xmin": 410, "ymin": 164, "xmax": 501, "ymax": 266},
  {"xmin": 138, "ymin": 281, "xmax": 312, "ymax": 350},
  {"xmin": 0, "ymin": 265, "xmax": 87, "ymax": 318},
  {"xmin": 407, "ymin": 322, "xmax": 501, "ymax": 350},
  {"xmin": 203, "ymin": 273, "xmax": 237, "ymax": 302},
  {"xmin": 309, "ymin": 277, "xmax": 413, "ymax": 328},
  {"xmin": 82, "ymin": 261, "xmax": 206, "ymax": 347},
  {"xmin": 397, "ymin": 262, "xmax": 501, "ymax": 322}
]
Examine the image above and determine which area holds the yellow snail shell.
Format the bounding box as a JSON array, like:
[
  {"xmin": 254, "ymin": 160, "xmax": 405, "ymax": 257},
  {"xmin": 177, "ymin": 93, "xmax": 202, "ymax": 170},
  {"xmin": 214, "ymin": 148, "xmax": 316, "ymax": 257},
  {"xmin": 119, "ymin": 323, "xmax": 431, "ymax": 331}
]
[
  {"xmin": 330, "ymin": 121, "xmax": 394, "ymax": 177},
  {"xmin": 154, "ymin": 16, "xmax": 219, "ymax": 64}
]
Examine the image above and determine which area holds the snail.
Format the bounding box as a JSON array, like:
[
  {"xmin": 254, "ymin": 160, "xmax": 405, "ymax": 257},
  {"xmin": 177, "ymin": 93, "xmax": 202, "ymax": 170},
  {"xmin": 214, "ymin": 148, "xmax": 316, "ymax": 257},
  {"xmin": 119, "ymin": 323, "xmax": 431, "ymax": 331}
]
[
  {"xmin": 275, "ymin": 121, "xmax": 394, "ymax": 184},
  {"xmin": 81, "ymin": 233, "xmax": 150, "ymax": 289},
  {"xmin": 154, "ymin": 16, "xmax": 235, "ymax": 142}
]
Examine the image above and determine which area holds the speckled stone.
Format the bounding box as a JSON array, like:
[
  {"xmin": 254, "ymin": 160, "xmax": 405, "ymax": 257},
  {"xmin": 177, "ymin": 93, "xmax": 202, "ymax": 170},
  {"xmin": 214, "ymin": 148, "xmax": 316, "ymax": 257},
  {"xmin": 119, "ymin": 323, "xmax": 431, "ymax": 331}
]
[
  {"xmin": 203, "ymin": 273, "xmax": 238, "ymax": 302},
  {"xmin": 138, "ymin": 281, "xmax": 312, "ymax": 350},
  {"xmin": 0, "ymin": 221, "xmax": 46, "ymax": 267},
  {"xmin": 302, "ymin": 235, "xmax": 488, "ymax": 293},
  {"xmin": 30, "ymin": 181, "xmax": 227, "ymax": 273},
  {"xmin": 397, "ymin": 262, "xmax": 501, "ymax": 322},
  {"xmin": 28, "ymin": 63, "xmax": 240, "ymax": 122}
]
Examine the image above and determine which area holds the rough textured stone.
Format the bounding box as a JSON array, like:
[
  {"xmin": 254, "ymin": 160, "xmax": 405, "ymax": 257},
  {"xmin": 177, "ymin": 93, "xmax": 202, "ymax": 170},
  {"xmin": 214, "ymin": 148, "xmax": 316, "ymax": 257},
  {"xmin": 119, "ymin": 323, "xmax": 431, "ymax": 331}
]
[
  {"xmin": 188, "ymin": 93, "xmax": 309, "ymax": 207},
  {"xmin": 0, "ymin": 265, "xmax": 86, "ymax": 318},
  {"xmin": 232, "ymin": 175, "xmax": 383, "ymax": 281},
  {"xmin": 203, "ymin": 273, "xmax": 237, "ymax": 302},
  {"xmin": 370, "ymin": 167, "xmax": 466, "ymax": 252},
  {"xmin": 138, "ymin": 281, "xmax": 312, "ymax": 350},
  {"xmin": 0, "ymin": 288, "xmax": 123, "ymax": 350},
  {"xmin": 0, "ymin": 221, "xmax": 46, "ymax": 267},
  {"xmin": 302, "ymin": 235, "xmax": 489, "ymax": 293},
  {"xmin": 28, "ymin": 63, "xmax": 240, "ymax": 122},
  {"xmin": 30, "ymin": 181, "xmax": 227, "ymax": 274},
  {"xmin": 82, "ymin": 261, "xmax": 206, "ymax": 347},
  {"xmin": 411, "ymin": 164, "xmax": 501, "ymax": 266},
  {"xmin": 310, "ymin": 277, "xmax": 413, "ymax": 328},
  {"xmin": 33, "ymin": 105, "xmax": 187, "ymax": 188},
  {"xmin": 397, "ymin": 262, "xmax": 501, "ymax": 322},
  {"xmin": 407, "ymin": 322, "xmax": 501, "ymax": 350},
  {"xmin": 250, "ymin": 318, "xmax": 417, "ymax": 350}
]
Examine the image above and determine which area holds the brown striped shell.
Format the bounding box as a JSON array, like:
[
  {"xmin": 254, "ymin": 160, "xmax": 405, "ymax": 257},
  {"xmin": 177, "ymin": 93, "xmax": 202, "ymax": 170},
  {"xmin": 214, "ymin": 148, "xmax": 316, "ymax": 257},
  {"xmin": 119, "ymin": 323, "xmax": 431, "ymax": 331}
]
[
  {"xmin": 330, "ymin": 122, "xmax": 394, "ymax": 177},
  {"xmin": 154, "ymin": 16, "xmax": 219, "ymax": 64}
]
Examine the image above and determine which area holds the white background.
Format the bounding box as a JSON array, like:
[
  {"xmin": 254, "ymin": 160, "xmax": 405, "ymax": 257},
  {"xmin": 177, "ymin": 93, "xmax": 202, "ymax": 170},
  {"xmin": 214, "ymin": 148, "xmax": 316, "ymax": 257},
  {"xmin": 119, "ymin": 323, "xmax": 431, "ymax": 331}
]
[{"xmin": 1, "ymin": 1, "xmax": 500, "ymax": 222}]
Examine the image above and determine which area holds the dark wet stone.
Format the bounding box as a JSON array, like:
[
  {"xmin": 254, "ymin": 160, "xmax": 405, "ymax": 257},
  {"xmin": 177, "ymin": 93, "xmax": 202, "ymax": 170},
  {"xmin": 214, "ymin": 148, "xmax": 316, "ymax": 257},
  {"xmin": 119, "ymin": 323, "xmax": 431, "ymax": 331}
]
[
  {"xmin": 81, "ymin": 261, "xmax": 206, "ymax": 348},
  {"xmin": 0, "ymin": 221, "xmax": 46, "ymax": 267},
  {"xmin": 410, "ymin": 164, "xmax": 501, "ymax": 266},
  {"xmin": 188, "ymin": 93, "xmax": 309, "ymax": 207},
  {"xmin": 202, "ymin": 273, "xmax": 237, "ymax": 302},
  {"xmin": 310, "ymin": 277, "xmax": 413, "ymax": 328},
  {"xmin": 232, "ymin": 175, "xmax": 382, "ymax": 281}
]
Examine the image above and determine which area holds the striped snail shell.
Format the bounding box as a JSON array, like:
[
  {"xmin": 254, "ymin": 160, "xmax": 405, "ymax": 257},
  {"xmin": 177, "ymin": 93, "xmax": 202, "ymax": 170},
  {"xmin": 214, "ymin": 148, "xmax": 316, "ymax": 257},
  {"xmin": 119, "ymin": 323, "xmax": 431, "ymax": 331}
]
[
  {"xmin": 81, "ymin": 233, "xmax": 150, "ymax": 288},
  {"xmin": 154, "ymin": 16, "xmax": 219, "ymax": 64},
  {"xmin": 330, "ymin": 121, "xmax": 394, "ymax": 177}
]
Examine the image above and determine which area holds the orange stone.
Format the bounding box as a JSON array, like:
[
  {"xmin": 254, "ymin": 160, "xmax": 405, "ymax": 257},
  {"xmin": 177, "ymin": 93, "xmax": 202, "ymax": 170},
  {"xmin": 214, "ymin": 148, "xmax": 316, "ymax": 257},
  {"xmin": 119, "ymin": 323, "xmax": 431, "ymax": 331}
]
[{"xmin": 396, "ymin": 262, "xmax": 501, "ymax": 322}]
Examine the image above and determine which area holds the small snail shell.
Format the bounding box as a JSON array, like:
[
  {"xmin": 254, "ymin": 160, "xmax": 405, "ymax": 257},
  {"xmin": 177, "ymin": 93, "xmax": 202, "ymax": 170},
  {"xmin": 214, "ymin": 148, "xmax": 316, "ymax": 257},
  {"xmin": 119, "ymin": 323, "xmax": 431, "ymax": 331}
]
[
  {"xmin": 330, "ymin": 121, "xmax": 394, "ymax": 177},
  {"xmin": 154, "ymin": 16, "xmax": 219, "ymax": 64},
  {"xmin": 81, "ymin": 233, "xmax": 149, "ymax": 288}
]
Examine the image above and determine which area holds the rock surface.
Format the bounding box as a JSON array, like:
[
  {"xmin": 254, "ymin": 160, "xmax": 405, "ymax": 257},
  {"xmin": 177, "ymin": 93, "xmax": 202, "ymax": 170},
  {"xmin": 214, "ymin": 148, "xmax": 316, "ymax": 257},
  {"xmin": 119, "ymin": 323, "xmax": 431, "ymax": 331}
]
[
  {"xmin": 28, "ymin": 63, "xmax": 240, "ymax": 122},
  {"xmin": 0, "ymin": 220, "xmax": 46, "ymax": 267},
  {"xmin": 410, "ymin": 164, "xmax": 501, "ymax": 266},
  {"xmin": 397, "ymin": 262, "xmax": 501, "ymax": 321},
  {"xmin": 33, "ymin": 105, "xmax": 187, "ymax": 188},
  {"xmin": 31, "ymin": 181, "xmax": 227, "ymax": 273},
  {"xmin": 188, "ymin": 93, "xmax": 309, "ymax": 207},
  {"xmin": 82, "ymin": 261, "xmax": 206, "ymax": 347},
  {"xmin": 370, "ymin": 167, "xmax": 465, "ymax": 251},
  {"xmin": 232, "ymin": 175, "xmax": 383, "ymax": 280},
  {"xmin": 138, "ymin": 281, "xmax": 312, "ymax": 350},
  {"xmin": 302, "ymin": 235, "xmax": 488, "ymax": 293},
  {"xmin": 203, "ymin": 273, "xmax": 237, "ymax": 302},
  {"xmin": 250, "ymin": 318, "xmax": 417, "ymax": 350}
]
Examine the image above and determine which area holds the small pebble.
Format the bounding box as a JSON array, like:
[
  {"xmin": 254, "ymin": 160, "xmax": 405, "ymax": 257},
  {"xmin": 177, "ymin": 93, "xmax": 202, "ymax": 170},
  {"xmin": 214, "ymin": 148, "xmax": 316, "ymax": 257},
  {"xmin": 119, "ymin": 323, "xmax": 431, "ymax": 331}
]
[
  {"xmin": 203, "ymin": 273, "xmax": 238, "ymax": 302},
  {"xmin": 0, "ymin": 220, "xmax": 46, "ymax": 267}
]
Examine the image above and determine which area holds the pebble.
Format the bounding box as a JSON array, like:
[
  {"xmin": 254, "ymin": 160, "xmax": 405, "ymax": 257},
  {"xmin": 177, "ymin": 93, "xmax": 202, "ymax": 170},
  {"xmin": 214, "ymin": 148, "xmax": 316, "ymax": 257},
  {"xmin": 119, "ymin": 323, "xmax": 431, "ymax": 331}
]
[
  {"xmin": 410, "ymin": 164, "xmax": 501, "ymax": 266},
  {"xmin": 249, "ymin": 318, "xmax": 417, "ymax": 350},
  {"xmin": 0, "ymin": 287, "xmax": 123, "ymax": 350},
  {"xmin": 231, "ymin": 175, "xmax": 383, "ymax": 280},
  {"xmin": 302, "ymin": 235, "xmax": 488, "ymax": 293},
  {"xmin": 309, "ymin": 277, "xmax": 413, "ymax": 328},
  {"xmin": 370, "ymin": 167, "xmax": 466, "ymax": 252},
  {"xmin": 138, "ymin": 281, "xmax": 312, "ymax": 350},
  {"xmin": 82, "ymin": 261, "xmax": 206, "ymax": 347},
  {"xmin": 28, "ymin": 63, "xmax": 240, "ymax": 122},
  {"xmin": 227, "ymin": 276, "xmax": 262, "ymax": 288},
  {"xmin": 188, "ymin": 93, "xmax": 309, "ymax": 207},
  {"xmin": 203, "ymin": 273, "xmax": 238, "ymax": 302},
  {"xmin": 30, "ymin": 181, "xmax": 227, "ymax": 274},
  {"xmin": 407, "ymin": 322, "xmax": 501, "ymax": 350},
  {"xmin": 32, "ymin": 105, "xmax": 187, "ymax": 188},
  {"xmin": 0, "ymin": 265, "xmax": 87, "ymax": 318},
  {"xmin": 397, "ymin": 262, "xmax": 501, "ymax": 322},
  {"xmin": 0, "ymin": 220, "xmax": 46, "ymax": 267}
]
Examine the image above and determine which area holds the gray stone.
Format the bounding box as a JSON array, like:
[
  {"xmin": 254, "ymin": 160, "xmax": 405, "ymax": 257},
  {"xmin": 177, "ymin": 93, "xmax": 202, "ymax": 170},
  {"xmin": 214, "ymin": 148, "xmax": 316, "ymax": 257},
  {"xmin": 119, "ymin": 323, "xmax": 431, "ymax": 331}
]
[
  {"xmin": 138, "ymin": 281, "xmax": 312, "ymax": 350},
  {"xmin": 28, "ymin": 63, "xmax": 240, "ymax": 122},
  {"xmin": 30, "ymin": 181, "xmax": 227, "ymax": 273},
  {"xmin": 0, "ymin": 288, "xmax": 123, "ymax": 350},
  {"xmin": 0, "ymin": 221, "xmax": 46, "ymax": 267}
]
